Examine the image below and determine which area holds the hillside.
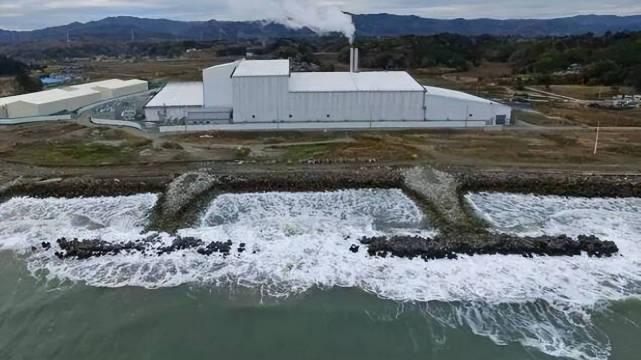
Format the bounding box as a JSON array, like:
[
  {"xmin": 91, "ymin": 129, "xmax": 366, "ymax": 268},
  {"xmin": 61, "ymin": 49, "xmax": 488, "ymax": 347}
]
[{"xmin": 1, "ymin": 14, "xmax": 641, "ymax": 43}]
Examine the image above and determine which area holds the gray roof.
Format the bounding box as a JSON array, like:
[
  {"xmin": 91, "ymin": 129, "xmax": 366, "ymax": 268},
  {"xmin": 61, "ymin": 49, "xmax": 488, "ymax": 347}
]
[{"xmin": 146, "ymin": 82, "xmax": 203, "ymax": 107}]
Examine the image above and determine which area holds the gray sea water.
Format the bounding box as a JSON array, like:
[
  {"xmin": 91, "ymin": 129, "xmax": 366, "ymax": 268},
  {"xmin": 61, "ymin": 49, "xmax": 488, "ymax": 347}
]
[{"xmin": 0, "ymin": 190, "xmax": 640, "ymax": 360}]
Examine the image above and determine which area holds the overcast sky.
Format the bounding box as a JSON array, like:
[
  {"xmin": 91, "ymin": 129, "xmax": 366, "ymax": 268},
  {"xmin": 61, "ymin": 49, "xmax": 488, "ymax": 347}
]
[{"xmin": 1, "ymin": 0, "xmax": 641, "ymax": 30}]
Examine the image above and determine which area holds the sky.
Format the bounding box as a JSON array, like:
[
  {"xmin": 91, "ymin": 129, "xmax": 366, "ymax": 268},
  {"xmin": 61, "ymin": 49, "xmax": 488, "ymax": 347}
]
[{"xmin": 1, "ymin": 0, "xmax": 641, "ymax": 30}]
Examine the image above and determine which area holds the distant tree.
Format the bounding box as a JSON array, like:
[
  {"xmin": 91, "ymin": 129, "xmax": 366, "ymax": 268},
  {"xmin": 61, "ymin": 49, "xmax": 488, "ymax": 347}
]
[
  {"xmin": 515, "ymin": 77, "xmax": 525, "ymax": 91},
  {"xmin": 0, "ymin": 55, "xmax": 29, "ymax": 75},
  {"xmin": 536, "ymin": 73, "xmax": 553, "ymax": 89},
  {"xmin": 14, "ymin": 73, "xmax": 43, "ymax": 94},
  {"xmin": 629, "ymin": 65, "xmax": 641, "ymax": 92}
]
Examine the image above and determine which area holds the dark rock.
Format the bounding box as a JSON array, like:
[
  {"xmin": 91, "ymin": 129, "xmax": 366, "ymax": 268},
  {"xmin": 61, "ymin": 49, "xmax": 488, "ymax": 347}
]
[
  {"xmin": 349, "ymin": 244, "xmax": 360, "ymax": 253},
  {"xmin": 41, "ymin": 242, "xmax": 51, "ymax": 250},
  {"xmin": 360, "ymin": 233, "xmax": 619, "ymax": 261},
  {"xmin": 197, "ymin": 241, "xmax": 233, "ymax": 256},
  {"xmin": 56, "ymin": 237, "xmax": 146, "ymax": 260},
  {"xmin": 157, "ymin": 236, "xmax": 203, "ymax": 255}
]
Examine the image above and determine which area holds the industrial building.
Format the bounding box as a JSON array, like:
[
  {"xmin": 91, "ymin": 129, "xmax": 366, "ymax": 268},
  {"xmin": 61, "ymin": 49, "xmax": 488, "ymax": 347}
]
[
  {"xmin": 144, "ymin": 50, "xmax": 511, "ymax": 129},
  {"xmin": 144, "ymin": 82, "xmax": 204, "ymax": 123},
  {"xmin": 0, "ymin": 79, "xmax": 148, "ymax": 119}
]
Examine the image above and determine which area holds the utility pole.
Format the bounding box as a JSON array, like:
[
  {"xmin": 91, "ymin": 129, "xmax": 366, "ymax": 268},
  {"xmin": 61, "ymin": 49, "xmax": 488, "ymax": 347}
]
[
  {"xmin": 593, "ymin": 120, "xmax": 600, "ymax": 155},
  {"xmin": 66, "ymin": 31, "xmax": 70, "ymax": 43},
  {"xmin": 131, "ymin": 29, "xmax": 135, "ymax": 42}
]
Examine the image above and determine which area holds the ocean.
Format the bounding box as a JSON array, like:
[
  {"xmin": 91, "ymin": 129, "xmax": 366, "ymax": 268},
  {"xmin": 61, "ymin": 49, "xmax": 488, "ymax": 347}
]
[{"xmin": 0, "ymin": 190, "xmax": 639, "ymax": 359}]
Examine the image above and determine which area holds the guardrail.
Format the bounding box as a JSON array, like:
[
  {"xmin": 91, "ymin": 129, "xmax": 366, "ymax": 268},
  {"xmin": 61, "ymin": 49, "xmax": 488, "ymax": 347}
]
[
  {"xmin": 90, "ymin": 117, "xmax": 143, "ymax": 130},
  {"xmin": 158, "ymin": 120, "xmax": 490, "ymax": 133},
  {"xmin": 77, "ymin": 89, "xmax": 157, "ymax": 114}
]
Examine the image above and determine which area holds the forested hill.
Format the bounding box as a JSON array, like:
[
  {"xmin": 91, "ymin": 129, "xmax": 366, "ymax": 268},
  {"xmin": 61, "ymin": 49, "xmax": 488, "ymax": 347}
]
[{"xmin": 2, "ymin": 14, "xmax": 641, "ymax": 43}]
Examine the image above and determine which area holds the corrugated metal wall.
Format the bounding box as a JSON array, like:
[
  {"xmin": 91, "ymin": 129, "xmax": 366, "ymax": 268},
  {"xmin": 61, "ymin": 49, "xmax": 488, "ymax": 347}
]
[
  {"xmin": 232, "ymin": 76, "xmax": 289, "ymax": 122},
  {"xmin": 286, "ymin": 91, "xmax": 424, "ymax": 122},
  {"xmin": 425, "ymin": 94, "xmax": 511, "ymax": 124},
  {"xmin": 231, "ymin": 75, "xmax": 511, "ymax": 125},
  {"xmin": 232, "ymin": 75, "xmax": 424, "ymax": 123},
  {"xmin": 203, "ymin": 62, "xmax": 237, "ymax": 109}
]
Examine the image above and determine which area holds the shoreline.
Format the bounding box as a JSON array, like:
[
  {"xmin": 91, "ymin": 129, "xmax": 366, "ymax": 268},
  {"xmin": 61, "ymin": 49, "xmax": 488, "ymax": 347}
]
[{"xmin": 3, "ymin": 164, "xmax": 640, "ymax": 201}]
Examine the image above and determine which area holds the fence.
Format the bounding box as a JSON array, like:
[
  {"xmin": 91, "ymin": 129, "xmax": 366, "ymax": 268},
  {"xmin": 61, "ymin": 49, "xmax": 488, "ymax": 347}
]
[{"xmin": 0, "ymin": 114, "xmax": 73, "ymax": 125}]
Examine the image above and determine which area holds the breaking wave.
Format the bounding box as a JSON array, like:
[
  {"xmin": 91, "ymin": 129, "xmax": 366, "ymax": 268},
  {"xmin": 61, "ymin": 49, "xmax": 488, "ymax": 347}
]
[{"xmin": 0, "ymin": 190, "xmax": 640, "ymax": 359}]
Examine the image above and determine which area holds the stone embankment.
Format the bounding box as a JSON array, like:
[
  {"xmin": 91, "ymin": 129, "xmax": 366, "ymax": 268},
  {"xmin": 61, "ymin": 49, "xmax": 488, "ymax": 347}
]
[
  {"xmin": 359, "ymin": 234, "xmax": 618, "ymax": 261},
  {"xmin": 401, "ymin": 166, "xmax": 484, "ymax": 232},
  {"xmin": 51, "ymin": 236, "xmax": 239, "ymax": 259},
  {"xmin": 152, "ymin": 167, "xmax": 400, "ymax": 231},
  {"xmin": 44, "ymin": 232, "xmax": 619, "ymax": 261},
  {"xmin": 5, "ymin": 164, "xmax": 640, "ymax": 262},
  {"xmin": 458, "ymin": 171, "xmax": 641, "ymax": 198}
]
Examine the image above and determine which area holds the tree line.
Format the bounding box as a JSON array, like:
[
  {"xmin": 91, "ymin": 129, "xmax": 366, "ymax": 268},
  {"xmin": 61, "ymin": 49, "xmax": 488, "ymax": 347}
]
[{"xmin": 2, "ymin": 31, "xmax": 640, "ymax": 91}]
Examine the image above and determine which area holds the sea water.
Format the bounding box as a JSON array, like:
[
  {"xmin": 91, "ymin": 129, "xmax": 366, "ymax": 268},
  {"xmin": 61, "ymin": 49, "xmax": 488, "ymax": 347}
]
[{"xmin": 0, "ymin": 190, "xmax": 639, "ymax": 359}]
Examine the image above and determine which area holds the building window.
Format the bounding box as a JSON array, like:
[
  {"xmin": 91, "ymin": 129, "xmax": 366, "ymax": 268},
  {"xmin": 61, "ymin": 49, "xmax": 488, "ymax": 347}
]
[
  {"xmin": 289, "ymin": 114, "xmax": 293, "ymax": 118},
  {"xmin": 326, "ymin": 114, "xmax": 330, "ymax": 118},
  {"xmin": 252, "ymin": 115, "xmax": 256, "ymax": 119}
]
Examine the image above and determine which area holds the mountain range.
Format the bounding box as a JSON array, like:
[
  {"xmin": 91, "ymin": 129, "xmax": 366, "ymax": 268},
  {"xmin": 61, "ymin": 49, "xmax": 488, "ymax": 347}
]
[{"xmin": 1, "ymin": 13, "xmax": 641, "ymax": 43}]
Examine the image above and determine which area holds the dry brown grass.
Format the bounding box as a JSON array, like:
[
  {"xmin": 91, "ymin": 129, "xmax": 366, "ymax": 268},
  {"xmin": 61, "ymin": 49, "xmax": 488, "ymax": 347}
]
[
  {"xmin": 532, "ymin": 85, "xmax": 635, "ymax": 100},
  {"xmin": 2, "ymin": 120, "xmax": 641, "ymax": 172},
  {"xmin": 75, "ymin": 53, "xmax": 239, "ymax": 82},
  {"xmin": 536, "ymin": 103, "xmax": 641, "ymax": 127}
]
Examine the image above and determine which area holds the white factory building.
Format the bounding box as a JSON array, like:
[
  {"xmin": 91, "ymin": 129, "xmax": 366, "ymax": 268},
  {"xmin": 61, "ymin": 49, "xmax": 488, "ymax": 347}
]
[
  {"xmin": 144, "ymin": 82, "xmax": 204, "ymax": 123},
  {"xmin": 0, "ymin": 79, "xmax": 148, "ymax": 119},
  {"xmin": 145, "ymin": 52, "xmax": 511, "ymax": 129}
]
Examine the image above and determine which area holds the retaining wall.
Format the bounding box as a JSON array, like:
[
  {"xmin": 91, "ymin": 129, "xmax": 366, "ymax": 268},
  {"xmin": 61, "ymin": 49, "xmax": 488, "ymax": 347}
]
[
  {"xmin": 91, "ymin": 117, "xmax": 143, "ymax": 130},
  {"xmin": 0, "ymin": 114, "xmax": 73, "ymax": 125}
]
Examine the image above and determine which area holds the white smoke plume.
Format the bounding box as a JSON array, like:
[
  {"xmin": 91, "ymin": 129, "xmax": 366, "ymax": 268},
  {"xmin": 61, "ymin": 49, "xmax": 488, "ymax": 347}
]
[{"xmin": 229, "ymin": 0, "xmax": 356, "ymax": 43}]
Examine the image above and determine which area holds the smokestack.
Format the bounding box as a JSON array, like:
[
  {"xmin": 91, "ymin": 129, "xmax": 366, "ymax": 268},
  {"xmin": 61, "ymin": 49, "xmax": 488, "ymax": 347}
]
[
  {"xmin": 354, "ymin": 48, "xmax": 359, "ymax": 73},
  {"xmin": 349, "ymin": 47, "xmax": 354, "ymax": 73}
]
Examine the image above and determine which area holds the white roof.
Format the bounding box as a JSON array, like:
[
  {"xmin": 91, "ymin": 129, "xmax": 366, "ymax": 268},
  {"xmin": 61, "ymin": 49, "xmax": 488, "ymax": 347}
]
[
  {"xmin": 424, "ymin": 86, "xmax": 497, "ymax": 104},
  {"xmin": 204, "ymin": 61, "xmax": 241, "ymax": 72},
  {"xmin": 0, "ymin": 87, "xmax": 99, "ymax": 105},
  {"xmin": 0, "ymin": 79, "xmax": 147, "ymax": 107},
  {"xmin": 289, "ymin": 71, "xmax": 424, "ymax": 92},
  {"xmin": 146, "ymin": 82, "xmax": 203, "ymax": 108},
  {"xmin": 75, "ymin": 79, "xmax": 147, "ymax": 90},
  {"xmin": 233, "ymin": 60, "xmax": 290, "ymax": 77}
]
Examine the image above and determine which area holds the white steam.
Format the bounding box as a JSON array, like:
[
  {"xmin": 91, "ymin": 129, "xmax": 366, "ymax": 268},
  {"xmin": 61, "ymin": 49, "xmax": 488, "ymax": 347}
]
[{"xmin": 229, "ymin": 0, "xmax": 356, "ymax": 43}]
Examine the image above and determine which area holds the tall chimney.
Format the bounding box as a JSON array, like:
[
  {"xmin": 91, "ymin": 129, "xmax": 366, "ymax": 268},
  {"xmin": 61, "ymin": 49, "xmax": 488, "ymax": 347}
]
[
  {"xmin": 354, "ymin": 48, "xmax": 359, "ymax": 73},
  {"xmin": 349, "ymin": 47, "xmax": 354, "ymax": 73}
]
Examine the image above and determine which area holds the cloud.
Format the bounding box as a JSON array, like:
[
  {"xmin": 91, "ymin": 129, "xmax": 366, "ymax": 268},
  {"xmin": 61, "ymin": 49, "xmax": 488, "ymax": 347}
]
[
  {"xmin": 42, "ymin": 0, "xmax": 164, "ymax": 9},
  {"xmin": 229, "ymin": 0, "xmax": 355, "ymax": 42},
  {"xmin": 0, "ymin": 0, "xmax": 640, "ymax": 30}
]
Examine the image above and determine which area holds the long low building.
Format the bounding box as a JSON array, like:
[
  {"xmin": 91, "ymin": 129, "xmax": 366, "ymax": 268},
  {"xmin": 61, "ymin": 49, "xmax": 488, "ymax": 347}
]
[
  {"xmin": 145, "ymin": 54, "xmax": 511, "ymax": 129},
  {"xmin": 0, "ymin": 79, "xmax": 148, "ymax": 119}
]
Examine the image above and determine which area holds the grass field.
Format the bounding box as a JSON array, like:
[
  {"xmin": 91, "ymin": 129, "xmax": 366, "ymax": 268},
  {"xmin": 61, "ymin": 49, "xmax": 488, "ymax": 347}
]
[
  {"xmin": 535, "ymin": 103, "xmax": 641, "ymax": 127},
  {"xmin": 2, "ymin": 121, "xmax": 641, "ymax": 172},
  {"xmin": 532, "ymin": 85, "xmax": 635, "ymax": 100}
]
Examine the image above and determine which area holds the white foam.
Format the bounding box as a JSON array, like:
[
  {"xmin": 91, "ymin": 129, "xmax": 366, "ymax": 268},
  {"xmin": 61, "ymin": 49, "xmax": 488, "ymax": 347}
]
[{"xmin": 1, "ymin": 190, "xmax": 640, "ymax": 359}]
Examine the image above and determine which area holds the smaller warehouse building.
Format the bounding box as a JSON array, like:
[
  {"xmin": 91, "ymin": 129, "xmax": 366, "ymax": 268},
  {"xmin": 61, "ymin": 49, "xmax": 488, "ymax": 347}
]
[
  {"xmin": 423, "ymin": 86, "xmax": 511, "ymax": 125},
  {"xmin": 0, "ymin": 79, "xmax": 148, "ymax": 119},
  {"xmin": 144, "ymin": 82, "xmax": 204, "ymax": 123}
]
